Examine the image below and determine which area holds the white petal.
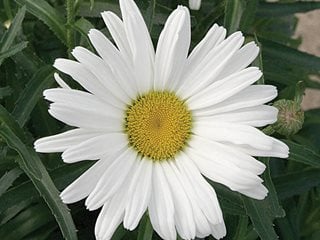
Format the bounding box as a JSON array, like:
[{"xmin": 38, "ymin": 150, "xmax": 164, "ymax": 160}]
[
  {"xmin": 154, "ymin": 6, "xmax": 190, "ymax": 91},
  {"xmin": 53, "ymin": 59, "xmax": 117, "ymax": 104},
  {"xmin": 176, "ymin": 152, "xmax": 224, "ymax": 225},
  {"xmin": 211, "ymin": 222, "xmax": 227, "ymax": 240},
  {"xmin": 123, "ymin": 158, "xmax": 152, "ymax": 230},
  {"xmin": 148, "ymin": 162, "xmax": 176, "ymax": 240},
  {"xmin": 62, "ymin": 133, "xmax": 128, "ymax": 163},
  {"xmin": 193, "ymin": 121, "xmax": 273, "ymax": 151},
  {"xmin": 183, "ymin": 24, "xmax": 226, "ymax": 83},
  {"xmin": 169, "ymin": 159, "xmax": 213, "ymax": 238},
  {"xmin": 187, "ymin": 147, "xmax": 263, "ymax": 192},
  {"xmin": 189, "ymin": 0, "xmax": 202, "ymax": 10},
  {"xmin": 187, "ymin": 67, "xmax": 262, "ymax": 110},
  {"xmin": 60, "ymin": 154, "xmax": 114, "ymax": 204},
  {"xmin": 95, "ymin": 187, "xmax": 127, "ymax": 240},
  {"xmin": 101, "ymin": 11, "xmax": 132, "ymax": 61},
  {"xmin": 120, "ymin": 0, "xmax": 155, "ymax": 94},
  {"xmin": 44, "ymin": 88, "xmax": 122, "ymax": 115},
  {"xmin": 177, "ymin": 31, "xmax": 244, "ymax": 98},
  {"xmin": 54, "ymin": 73, "xmax": 70, "ymax": 89},
  {"xmin": 88, "ymin": 29, "xmax": 138, "ymax": 99},
  {"xmin": 48, "ymin": 103, "xmax": 122, "ymax": 131},
  {"xmin": 85, "ymin": 148, "xmax": 138, "ymax": 210},
  {"xmin": 162, "ymin": 161, "xmax": 196, "ymax": 239},
  {"xmin": 217, "ymin": 41, "xmax": 259, "ymax": 80},
  {"xmin": 229, "ymin": 138, "xmax": 289, "ymax": 158},
  {"xmin": 34, "ymin": 128, "xmax": 100, "ymax": 153},
  {"xmin": 71, "ymin": 46, "xmax": 129, "ymax": 107},
  {"xmin": 189, "ymin": 135, "xmax": 266, "ymax": 175},
  {"xmin": 240, "ymin": 184, "xmax": 268, "ymax": 200},
  {"xmin": 195, "ymin": 105, "xmax": 278, "ymax": 127},
  {"xmin": 194, "ymin": 85, "xmax": 278, "ymax": 116}
]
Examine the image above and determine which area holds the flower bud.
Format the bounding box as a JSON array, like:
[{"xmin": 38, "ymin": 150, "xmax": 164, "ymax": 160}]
[{"xmin": 272, "ymin": 99, "xmax": 304, "ymax": 136}]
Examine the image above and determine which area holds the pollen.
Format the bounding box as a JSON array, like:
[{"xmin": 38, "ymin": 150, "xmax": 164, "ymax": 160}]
[{"xmin": 125, "ymin": 91, "xmax": 192, "ymax": 161}]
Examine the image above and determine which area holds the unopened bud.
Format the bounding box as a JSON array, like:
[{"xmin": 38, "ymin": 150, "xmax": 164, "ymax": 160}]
[{"xmin": 272, "ymin": 99, "xmax": 304, "ymax": 136}]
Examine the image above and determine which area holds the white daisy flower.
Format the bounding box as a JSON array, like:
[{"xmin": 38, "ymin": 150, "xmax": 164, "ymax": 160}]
[
  {"xmin": 189, "ymin": 0, "xmax": 201, "ymax": 10},
  {"xmin": 34, "ymin": 0, "xmax": 289, "ymax": 239}
]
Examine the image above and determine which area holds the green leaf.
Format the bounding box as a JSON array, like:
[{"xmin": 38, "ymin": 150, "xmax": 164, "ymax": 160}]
[
  {"xmin": 0, "ymin": 106, "xmax": 77, "ymax": 240},
  {"xmin": 274, "ymin": 168, "xmax": 320, "ymax": 200},
  {"xmin": 0, "ymin": 41, "xmax": 28, "ymax": 64},
  {"xmin": 261, "ymin": 158, "xmax": 285, "ymax": 218},
  {"xmin": 211, "ymin": 182, "xmax": 246, "ymax": 215},
  {"xmin": 240, "ymin": 0, "xmax": 258, "ymax": 32},
  {"xmin": 137, "ymin": 214, "xmax": 153, "ymax": 240},
  {"xmin": 77, "ymin": 1, "xmax": 120, "ymax": 18},
  {"xmin": 12, "ymin": 65, "xmax": 54, "ymax": 127},
  {"xmin": 15, "ymin": 0, "xmax": 67, "ymax": 45},
  {"xmin": 0, "ymin": 167, "xmax": 22, "ymax": 197},
  {"xmin": 232, "ymin": 216, "xmax": 248, "ymax": 240},
  {"xmin": 257, "ymin": 2, "xmax": 320, "ymax": 17},
  {"xmin": 242, "ymin": 197, "xmax": 278, "ymax": 240},
  {"xmin": 224, "ymin": 0, "xmax": 245, "ymax": 34},
  {"xmin": 0, "ymin": 202, "xmax": 53, "ymax": 239},
  {"xmin": 283, "ymin": 140, "xmax": 320, "ymax": 168},
  {"xmin": 0, "ymin": 86, "xmax": 13, "ymax": 99},
  {"xmin": 261, "ymin": 39, "xmax": 320, "ymax": 74},
  {"xmin": 146, "ymin": 0, "xmax": 156, "ymax": 32},
  {"xmin": 0, "ymin": 6, "xmax": 26, "ymax": 66}
]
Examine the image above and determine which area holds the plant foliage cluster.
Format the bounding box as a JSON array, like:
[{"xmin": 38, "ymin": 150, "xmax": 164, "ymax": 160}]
[{"xmin": 0, "ymin": 0, "xmax": 320, "ymax": 239}]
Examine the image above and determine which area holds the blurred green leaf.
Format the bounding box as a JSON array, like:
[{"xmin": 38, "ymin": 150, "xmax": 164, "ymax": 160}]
[
  {"xmin": 15, "ymin": 0, "xmax": 67, "ymax": 44},
  {"xmin": 0, "ymin": 106, "xmax": 77, "ymax": 240},
  {"xmin": 261, "ymin": 39, "xmax": 320, "ymax": 74},
  {"xmin": 274, "ymin": 169, "xmax": 320, "ymax": 199},
  {"xmin": 242, "ymin": 197, "xmax": 278, "ymax": 240},
  {"xmin": 0, "ymin": 86, "xmax": 13, "ymax": 99},
  {"xmin": 0, "ymin": 6, "xmax": 26, "ymax": 66},
  {"xmin": 137, "ymin": 214, "xmax": 153, "ymax": 240},
  {"xmin": 224, "ymin": 0, "xmax": 244, "ymax": 34},
  {"xmin": 0, "ymin": 41, "xmax": 28, "ymax": 63},
  {"xmin": 0, "ymin": 202, "xmax": 53, "ymax": 239},
  {"xmin": 12, "ymin": 65, "xmax": 54, "ymax": 127},
  {"xmin": 0, "ymin": 167, "xmax": 22, "ymax": 197},
  {"xmin": 257, "ymin": 1, "xmax": 320, "ymax": 17},
  {"xmin": 284, "ymin": 140, "xmax": 320, "ymax": 168}
]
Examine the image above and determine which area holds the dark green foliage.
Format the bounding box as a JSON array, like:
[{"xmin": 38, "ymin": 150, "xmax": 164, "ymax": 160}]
[{"xmin": 0, "ymin": 0, "xmax": 320, "ymax": 239}]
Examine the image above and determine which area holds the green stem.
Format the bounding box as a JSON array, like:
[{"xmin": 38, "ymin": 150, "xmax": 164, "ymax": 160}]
[{"xmin": 66, "ymin": 0, "xmax": 75, "ymax": 56}]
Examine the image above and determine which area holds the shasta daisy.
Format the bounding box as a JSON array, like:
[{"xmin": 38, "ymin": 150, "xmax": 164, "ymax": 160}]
[{"xmin": 34, "ymin": 0, "xmax": 289, "ymax": 239}]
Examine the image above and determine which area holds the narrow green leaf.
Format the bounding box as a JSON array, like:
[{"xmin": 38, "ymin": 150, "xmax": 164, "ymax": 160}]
[
  {"xmin": 0, "ymin": 86, "xmax": 13, "ymax": 99},
  {"xmin": 138, "ymin": 215, "xmax": 153, "ymax": 240},
  {"xmin": 146, "ymin": 0, "xmax": 156, "ymax": 32},
  {"xmin": 283, "ymin": 140, "xmax": 320, "ymax": 168},
  {"xmin": 240, "ymin": 0, "xmax": 258, "ymax": 32},
  {"xmin": 232, "ymin": 216, "xmax": 248, "ymax": 240},
  {"xmin": 0, "ymin": 203, "xmax": 53, "ymax": 239},
  {"xmin": 0, "ymin": 107, "xmax": 77, "ymax": 240},
  {"xmin": 0, "ymin": 41, "xmax": 28, "ymax": 64},
  {"xmin": 257, "ymin": 2, "xmax": 320, "ymax": 17},
  {"xmin": 242, "ymin": 197, "xmax": 278, "ymax": 240},
  {"xmin": 0, "ymin": 6, "xmax": 26, "ymax": 65},
  {"xmin": 274, "ymin": 168, "xmax": 320, "ymax": 200},
  {"xmin": 12, "ymin": 65, "xmax": 54, "ymax": 127},
  {"xmin": 15, "ymin": 0, "xmax": 67, "ymax": 44},
  {"xmin": 211, "ymin": 182, "xmax": 246, "ymax": 215},
  {"xmin": 77, "ymin": 1, "xmax": 120, "ymax": 18},
  {"xmin": 224, "ymin": 0, "xmax": 244, "ymax": 34},
  {"xmin": 261, "ymin": 158, "xmax": 285, "ymax": 218},
  {"xmin": 261, "ymin": 39, "xmax": 320, "ymax": 74},
  {"xmin": 0, "ymin": 167, "xmax": 22, "ymax": 197}
]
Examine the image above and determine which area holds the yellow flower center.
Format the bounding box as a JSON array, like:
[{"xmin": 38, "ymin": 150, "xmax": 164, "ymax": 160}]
[{"xmin": 125, "ymin": 91, "xmax": 192, "ymax": 161}]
